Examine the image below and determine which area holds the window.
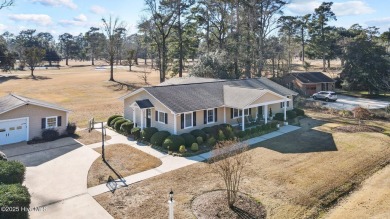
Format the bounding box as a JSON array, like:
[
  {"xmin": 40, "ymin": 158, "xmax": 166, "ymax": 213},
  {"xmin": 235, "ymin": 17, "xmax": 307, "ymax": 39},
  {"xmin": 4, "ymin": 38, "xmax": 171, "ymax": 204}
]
[
  {"xmin": 207, "ymin": 109, "xmax": 214, "ymax": 124},
  {"xmin": 46, "ymin": 116, "xmax": 57, "ymax": 128},
  {"xmin": 158, "ymin": 111, "xmax": 165, "ymax": 123},
  {"xmin": 233, "ymin": 108, "xmax": 249, "ymax": 118},
  {"xmin": 184, "ymin": 113, "xmax": 193, "ymax": 128}
]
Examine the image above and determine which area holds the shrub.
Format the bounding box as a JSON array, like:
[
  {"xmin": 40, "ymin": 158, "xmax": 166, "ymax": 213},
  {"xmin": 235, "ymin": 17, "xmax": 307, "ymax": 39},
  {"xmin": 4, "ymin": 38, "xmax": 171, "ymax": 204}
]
[
  {"xmin": 244, "ymin": 129, "xmax": 251, "ymax": 136},
  {"xmin": 190, "ymin": 129, "xmax": 207, "ymax": 141},
  {"xmin": 107, "ymin": 115, "xmax": 122, "ymax": 126},
  {"xmin": 131, "ymin": 127, "xmax": 141, "ymax": 140},
  {"xmin": 109, "ymin": 117, "xmax": 123, "ymax": 127},
  {"xmin": 202, "ymin": 127, "xmax": 215, "ymax": 137},
  {"xmin": 196, "ymin": 136, "xmax": 204, "ymax": 145},
  {"xmin": 141, "ymin": 127, "xmax": 159, "ymax": 142},
  {"xmin": 66, "ymin": 122, "xmax": 77, "ymax": 135},
  {"xmin": 339, "ymin": 110, "xmax": 352, "ymax": 117},
  {"xmin": 180, "ymin": 133, "xmax": 196, "ymax": 148},
  {"xmin": 224, "ymin": 126, "xmax": 235, "ymax": 140},
  {"xmin": 0, "ymin": 184, "xmax": 30, "ymax": 219},
  {"xmin": 286, "ymin": 110, "xmax": 297, "ymax": 119},
  {"xmin": 120, "ymin": 121, "xmax": 134, "ymax": 135},
  {"xmin": 41, "ymin": 129, "xmax": 59, "ymax": 141},
  {"xmin": 236, "ymin": 130, "xmax": 245, "ymax": 138},
  {"xmin": 0, "ymin": 160, "xmax": 25, "ymax": 184},
  {"xmin": 293, "ymin": 108, "xmax": 305, "ymax": 116},
  {"xmin": 114, "ymin": 119, "xmax": 127, "ymax": 132},
  {"xmin": 191, "ymin": 143, "xmax": 199, "ymax": 152},
  {"xmin": 273, "ymin": 113, "xmax": 284, "ymax": 121},
  {"xmin": 206, "ymin": 137, "xmax": 217, "ymax": 147},
  {"xmin": 0, "ymin": 151, "xmax": 7, "ymax": 161},
  {"xmin": 217, "ymin": 130, "xmax": 226, "ymax": 141},
  {"xmin": 150, "ymin": 131, "xmax": 171, "ymax": 146},
  {"xmin": 162, "ymin": 135, "xmax": 185, "ymax": 151},
  {"xmin": 179, "ymin": 145, "xmax": 187, "ymax": 153}
]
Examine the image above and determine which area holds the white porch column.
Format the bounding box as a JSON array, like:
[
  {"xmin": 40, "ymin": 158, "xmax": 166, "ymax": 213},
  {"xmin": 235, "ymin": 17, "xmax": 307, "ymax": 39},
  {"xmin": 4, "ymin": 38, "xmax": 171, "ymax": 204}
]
[
  {"xmin": 255, "ymin": 107, "xmax": 258, "ymax": 120},
  {"xmin": 223, "ymin": 107, "xmax": 226, "ymax": 123},
  {"xmin": 284, "ymin": 101, "xmax": 287, "ymax": 121},
  {"xmin": 241, "ymin": 109, "xmax": 245, "ymax": 131},
  {"xmin": 264, "ymin": 105, "xmax": 268, "ymax": 124},
  {"xmin": 132, "ymin": 107, "xmax": 136, "ymax": 126},
  {"xmin": 140, "ymin": 109, "xmax": 144, "ymax": 130},
  {"xmin": 173, "ymin": 114, "xmax": 177, "ymax": 134}
]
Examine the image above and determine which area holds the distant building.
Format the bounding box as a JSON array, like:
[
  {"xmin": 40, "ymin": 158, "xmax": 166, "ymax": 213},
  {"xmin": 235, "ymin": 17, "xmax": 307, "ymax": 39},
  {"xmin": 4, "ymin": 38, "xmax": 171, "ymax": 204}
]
[{"xmin": 283, "ymin": 72, "xmax": 336, "ymax": 96}]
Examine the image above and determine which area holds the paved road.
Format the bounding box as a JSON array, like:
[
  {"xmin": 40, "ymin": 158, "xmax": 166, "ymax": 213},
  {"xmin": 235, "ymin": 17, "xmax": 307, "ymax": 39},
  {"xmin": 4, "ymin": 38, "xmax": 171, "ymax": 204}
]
[{"xmin": 308, "ymin": 94, "xmax": 389, "ymax": 110}]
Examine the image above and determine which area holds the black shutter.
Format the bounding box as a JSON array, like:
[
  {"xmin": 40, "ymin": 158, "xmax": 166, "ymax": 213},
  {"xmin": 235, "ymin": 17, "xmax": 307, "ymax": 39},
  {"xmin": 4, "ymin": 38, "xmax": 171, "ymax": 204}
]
[
  {"xmin": 249, "ymin": 108, "xmax": 252, "ymax": 115},
  {"xmin": 214, "ymin": 108, "xmax": 218, "ymax": 122},
  {"xmin": 193, "ymin": 112, "xmax": 196, "ymax": 126},
  {"xmin": 181, "ymin": 114, "xmax": 184, "ymax": 129},
  {"xmin": 287, "ymin": 101, "xmax": 290, "ymax": 107},
  {"xmin": 165, "ymin": 113, "xmax": 168, "ymax": 124},
  {"xmin": 41, "ymin": 118, "xmax": 46, "ymax": 129},
  {"xmin": 230, "ymin": 108, "xmax": 233, "ymax": 119},
  {"xmin": 57, "ymin": 116, "xmax": 62, "ymax": 127},
  {"xmin": 204, "ymin": 110, "xmax": 207, "ymax": 124},
  {"xmin": 280, "ymin": 102, "xmax": 283, "ymax": 108},
  {"xmin": 155, "ymin": 111, "xmax": 158, "ymax": 121}
]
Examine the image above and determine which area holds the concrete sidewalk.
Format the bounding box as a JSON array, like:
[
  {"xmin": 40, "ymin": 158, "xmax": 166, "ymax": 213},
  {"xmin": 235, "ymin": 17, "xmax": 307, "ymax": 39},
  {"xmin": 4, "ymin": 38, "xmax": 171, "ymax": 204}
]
[{"xmin": 88, "ymin": 125, "xmax": 301, "ymax": 197}]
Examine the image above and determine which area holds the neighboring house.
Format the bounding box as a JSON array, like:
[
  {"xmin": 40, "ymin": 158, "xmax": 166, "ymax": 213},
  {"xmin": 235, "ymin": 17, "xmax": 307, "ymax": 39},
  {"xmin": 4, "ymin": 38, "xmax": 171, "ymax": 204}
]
[
  {"xmin": 0, "ymin": 93, "xmax": 70, "ymax": 146},
  {"xmin": 120, "ymin": 78, "xmax": 297, "ymax": 134},
  {"xmin": 284, "ymin": 72, "xmax": 335, "ymax": 96}
]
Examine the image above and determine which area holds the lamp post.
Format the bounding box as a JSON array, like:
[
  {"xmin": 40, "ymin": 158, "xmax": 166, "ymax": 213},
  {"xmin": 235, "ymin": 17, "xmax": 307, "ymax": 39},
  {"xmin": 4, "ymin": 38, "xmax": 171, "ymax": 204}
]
[{"xmin": 168, "ymin": 189, "xmax": 174, "ymax": 219}]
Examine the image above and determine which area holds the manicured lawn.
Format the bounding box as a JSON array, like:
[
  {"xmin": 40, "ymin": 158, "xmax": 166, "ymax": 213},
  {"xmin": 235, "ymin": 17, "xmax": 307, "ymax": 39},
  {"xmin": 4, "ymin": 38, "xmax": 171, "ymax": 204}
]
[
  {"xmin": 73, "ymin": 129, "xmax": 111, "ymax": 145},
  {"xmin": 94, "ymin": 111, "xmax": 390, "ymax": 219},
  {"xmin": 87, "ymin": 144, "xmax": 162, "ymax": 188}
]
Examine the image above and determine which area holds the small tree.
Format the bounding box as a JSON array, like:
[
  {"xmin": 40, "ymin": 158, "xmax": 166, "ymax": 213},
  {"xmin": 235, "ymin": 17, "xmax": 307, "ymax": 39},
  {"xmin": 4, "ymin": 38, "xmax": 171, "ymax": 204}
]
[
  {"xmin": 24, "ymin": 46, "xmax": 45, "ymax": 77},
  {"xmin": 209, "ymin": 140, "xmax": 252, "ymax": 208},
  {"xmin": 125, "ymin": 49, "xmax": 136, "ymax": 71},
  {"xmin": 352, "ymin": 106, "xmax": 370, "ymax": 126}
]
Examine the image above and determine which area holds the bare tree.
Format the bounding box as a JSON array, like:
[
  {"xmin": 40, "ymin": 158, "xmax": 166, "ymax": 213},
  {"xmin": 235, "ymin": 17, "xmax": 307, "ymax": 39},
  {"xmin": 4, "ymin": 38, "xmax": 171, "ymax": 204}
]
[
  {"xmin": 0, "ymin": 0, "xmax": 13, "ymax": 10},
  {"xmin": 102, "ymin": 16, "xmax": 126, "ymax": 81},
  {"xmin": 209, "ymin": 140, "xmax": 252, "ymax": 208}
]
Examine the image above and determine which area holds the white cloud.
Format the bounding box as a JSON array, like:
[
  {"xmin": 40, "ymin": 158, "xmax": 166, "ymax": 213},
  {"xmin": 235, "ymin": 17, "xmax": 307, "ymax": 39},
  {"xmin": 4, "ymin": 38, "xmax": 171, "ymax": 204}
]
[
  {"xmin": 74, "ymin": 14, "xmax": 87, "ymax": 22},
  {"xmin": 287, "ymin": 0, "xmax": 374, "ymax": 16},
  {"xmin": 90, "ymin": 5, "xmax": 106, "ymax": 15},
  {"xmin": 8, "ymin": 14, "xmax": 53, "ymax": 26},
  {"xmin": 0, "ymin": 24, "xmax": 7, "ymax": 32},
  {"xmin": 366, "ymin": 17, "xmax": 390, "ymax": 31},
  {"xmin": 31, "ymin": 0, "xmax": 77, "ymax": 10}
]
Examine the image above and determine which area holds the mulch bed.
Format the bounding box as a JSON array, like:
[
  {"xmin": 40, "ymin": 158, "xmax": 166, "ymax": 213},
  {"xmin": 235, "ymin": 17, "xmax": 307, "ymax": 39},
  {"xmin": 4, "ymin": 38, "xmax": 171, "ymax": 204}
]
[
  {"xmin": 333, "ymin": 125, "xmax": 384, "ymax": 133},
  {"xmin": 191, "ymin": 190, "xmax": 266, "ymax": 219}
]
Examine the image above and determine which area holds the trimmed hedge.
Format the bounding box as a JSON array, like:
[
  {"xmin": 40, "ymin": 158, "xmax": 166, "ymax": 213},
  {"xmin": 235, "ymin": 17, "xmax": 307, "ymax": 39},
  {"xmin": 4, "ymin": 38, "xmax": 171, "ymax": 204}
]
[
  {"xmin": 191, "ymin": 143, "xmax": 199, "ymax": 151},
  {"xmin": 150, "ymin": 131, "xmax": 171, "ymax": 146},
  {"xmin": 0, "ymin": 160, "xmax": 25, "ymax": 184},
  {"xmin": 287, "ymin": 110, "xmax": 297, "ymax": 119},
  {"xmin": 196, "ymin": 136, "xmax": 204, "ymax": 145},
  {"xmin": 274, "ymin": 113, "xmax": 284, "ymax": 121},
  {"xmin": 41, "ymin": 129, "xmax": 59, "ymax": 141},
  {"xmin": 107, "ymin": 115, "xmax": 122, "ymax": 126},
  {"xmin": 179, "ymin": 145, "xmax": 186, "ymax": 153},
  {"xmin": 120, "ymin": 121, "xmax": 134, "ymax": 135},
  {"xmin": 224, "ymin": 126, "xmax": 235, "ymax": 140},
  {"xmin": 114, "ymin": 119, "xmax": 127, "ymax": 132},
  {"xmin": 190, "ymin": 129, "xmax": 207, "ymax": 141},
  {"xmin": 141, "ymin": 127, "xmax": 159, "ymax": 142},
  {"xmin": 180, "ymin": 133, "xmax": 196, "ymax": 148},
  {"xmin": 131, "ymin": 127, "xmax": 141, "ymax": 140},
  {"xmin": 109, "ymin": 117, "xmax": 123, "ymax": 127},
  {"xmin": 293, "ymin": 108, "xmax": 305, "ymax": 116},
  {"xmin": 206, "ymin": 137, "xmax": 217, "ymax": 147},
  {"xmin": 66, "ymin": 122, "xmax": 77, "ymax": 135},
  {"xmin": 217, "ymin": 130, "xmax": 226, "ymax": 141},
  {"xmin": 162, "ymin": 135, "xmax": 185, "ymax": 151},
  {"xmin": 0, "ymin": 184, "xmax": 30, "ymax": 219}
]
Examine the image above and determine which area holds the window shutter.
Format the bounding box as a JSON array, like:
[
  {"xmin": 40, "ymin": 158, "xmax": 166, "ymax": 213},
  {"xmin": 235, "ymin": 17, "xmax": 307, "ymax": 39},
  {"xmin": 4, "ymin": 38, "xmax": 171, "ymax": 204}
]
[
  {"xmin": 181, "ymin": 114, "xmax": 184, "ymax": 129},
  {"xmin": 57, "ymin": 116, "xmax": 62, "ymax": 127},
  {"xmin": 280, "ymin": 102, "xmax": 283, "ymax": 108},
  {"xmin": 193, "ymin": 112, "xmax": 196, "ymax": 126},
  {"xmin": 204, "ymin": 110, "xmax": 207, "ymax": 124},
  {"xmin": 214, "ymin": 108, "xmax": 218, "ymax": 122},
  {"xmin": 41, "ymin": 118, "xmax": 46, "ymax": 129},
  {"xmin": 165, "ymin": 113, "xmax": 168, "ymax": 124},
  {"xmin": 249, "ymin": 108, "xmax": 252, "ymax": 115},
  {"xmin": 231, "ymin": 108, "xmax": 233, "ymax": 119},
  {"xmin": 287, "ymin": 101, "xmax": 290, "ymax": 107},
  {"xmin": 155, "ymin": 111, "xmax": 158, "ymax": 121}
]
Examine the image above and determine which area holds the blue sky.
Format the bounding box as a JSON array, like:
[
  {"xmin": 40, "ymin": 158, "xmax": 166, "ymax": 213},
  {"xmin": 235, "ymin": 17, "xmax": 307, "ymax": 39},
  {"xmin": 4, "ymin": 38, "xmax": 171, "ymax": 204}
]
[{"xmin": 0, "ymin": 0, "xmax": 389, "ymax": 39}]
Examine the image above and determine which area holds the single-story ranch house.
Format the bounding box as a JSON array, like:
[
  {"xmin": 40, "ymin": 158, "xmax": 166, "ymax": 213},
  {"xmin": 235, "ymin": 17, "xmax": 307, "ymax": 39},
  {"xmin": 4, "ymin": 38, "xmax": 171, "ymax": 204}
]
[
  {"xmin": 0, "ymin": 93, "xmax": 69, "ymax": 146},
  {"xmin": 283, "ymin": 72, "xmax": 335, "ymax": 96},
  {"xmin": 120, "ymin": 78, "xmax": 297, "ymax": 135}
]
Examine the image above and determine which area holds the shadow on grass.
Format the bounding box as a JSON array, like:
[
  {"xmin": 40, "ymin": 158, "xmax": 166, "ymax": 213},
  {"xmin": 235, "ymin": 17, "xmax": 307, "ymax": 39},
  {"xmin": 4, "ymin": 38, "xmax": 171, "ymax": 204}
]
[
  {"xmin": 22, "ymin": 75, "xmax": 52, "ymax": 80},
  {"xmin": 0, "ymin": 75, "xmax": 21, "ymax": 84},
  {"xmin": 103, "ymin": 159, "xmax": 127, "ymax": 192},
  {"xmin": 231, "ymin": 206, "xmax": 258, "ymax": 219}
]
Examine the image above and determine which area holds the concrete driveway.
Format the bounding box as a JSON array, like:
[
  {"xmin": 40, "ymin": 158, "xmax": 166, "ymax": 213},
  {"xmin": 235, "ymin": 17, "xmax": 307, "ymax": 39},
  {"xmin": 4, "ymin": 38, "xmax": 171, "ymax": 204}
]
[
  {"xmin": 0, "ymin": 138, "xmax": 113, "ymax": 219},
  {"xmin": 308, "ymin": 94, "xmax": 389, "ymax": 110}
]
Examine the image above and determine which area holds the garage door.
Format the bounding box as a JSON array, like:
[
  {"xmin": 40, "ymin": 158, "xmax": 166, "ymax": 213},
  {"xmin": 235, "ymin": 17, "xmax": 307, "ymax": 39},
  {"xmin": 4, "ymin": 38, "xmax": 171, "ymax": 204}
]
[{"xmin": 0, "ymin": 118, "xmax": 28, "ymax": 146}]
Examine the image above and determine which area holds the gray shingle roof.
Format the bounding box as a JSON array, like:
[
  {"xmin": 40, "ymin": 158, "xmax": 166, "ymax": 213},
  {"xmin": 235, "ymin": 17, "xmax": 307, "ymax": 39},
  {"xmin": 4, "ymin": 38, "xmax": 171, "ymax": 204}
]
[
  {"xmin": 0, "ymin": 93, "xmax": 70, "ymax": 115},
  {"xmin": 223, "ymin": 85, "xmax": 269, "ymax": 109},
  {"xmin": 158, "ymin": 77, "xmax": 224, "ymax": 86},
  {"xmin": 135, "ymin": 99, "xmax": 154, "ymax": 109},
  {"xmin": 142, "ymin": 78, "xmax": 297, "ymax": 113},
  {"xmin": 290, "ymin": 72, "xmax": 335, "ymax": 83}
]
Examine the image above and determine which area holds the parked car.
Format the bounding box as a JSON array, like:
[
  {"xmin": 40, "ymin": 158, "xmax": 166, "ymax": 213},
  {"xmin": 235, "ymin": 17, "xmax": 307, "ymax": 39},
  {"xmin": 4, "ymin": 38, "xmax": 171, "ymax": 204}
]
[{"xmin": 312, "ymin": 91, "xmax": 337, "ymax": 102}]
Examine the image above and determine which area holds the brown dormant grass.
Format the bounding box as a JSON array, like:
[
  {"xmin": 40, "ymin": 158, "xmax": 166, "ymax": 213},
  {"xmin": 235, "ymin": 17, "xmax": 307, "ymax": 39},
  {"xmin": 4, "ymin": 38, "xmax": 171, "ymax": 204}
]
[
  {"xmin": 94, "ymin": 111, "xmax": 390, "ymax": 219},
  {"xmin": 73, "ymin": 129, "xmax": 111, "ymax": 145}
]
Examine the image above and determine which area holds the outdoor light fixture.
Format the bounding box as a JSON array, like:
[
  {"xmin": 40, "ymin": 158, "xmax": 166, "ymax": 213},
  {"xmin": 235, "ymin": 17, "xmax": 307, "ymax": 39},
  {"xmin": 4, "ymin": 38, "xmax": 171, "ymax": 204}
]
[{"xmin": 169, "ymin": 189, "xmax": 174, "ymax": 202}]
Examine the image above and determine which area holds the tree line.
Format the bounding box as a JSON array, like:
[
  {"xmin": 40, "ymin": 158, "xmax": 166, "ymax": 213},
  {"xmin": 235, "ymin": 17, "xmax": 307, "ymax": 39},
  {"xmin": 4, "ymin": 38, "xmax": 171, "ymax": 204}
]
[{"xmin": 0, "ymin": 0, "xmax": 389, "ymax": 93}]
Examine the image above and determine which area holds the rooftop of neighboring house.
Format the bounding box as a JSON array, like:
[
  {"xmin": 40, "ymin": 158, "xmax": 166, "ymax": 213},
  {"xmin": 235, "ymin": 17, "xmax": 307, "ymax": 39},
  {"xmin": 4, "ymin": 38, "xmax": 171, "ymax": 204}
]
[{"xmin": 289, "ymin": 72, "xmax": 335, "ymax": 84}]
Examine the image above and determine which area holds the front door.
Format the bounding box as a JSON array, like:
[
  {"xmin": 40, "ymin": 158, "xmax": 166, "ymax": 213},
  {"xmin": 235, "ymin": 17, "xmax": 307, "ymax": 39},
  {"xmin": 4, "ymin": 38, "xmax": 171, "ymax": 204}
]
[{"xmin": 146, "ymin": 109, "xmax": 151, "ymax": 128}]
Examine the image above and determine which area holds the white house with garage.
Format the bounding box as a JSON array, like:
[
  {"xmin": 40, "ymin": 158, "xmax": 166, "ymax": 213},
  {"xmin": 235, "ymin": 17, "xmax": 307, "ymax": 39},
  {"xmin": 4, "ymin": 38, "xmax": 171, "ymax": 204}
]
[{"xmin": 0, "ymin": 93, "xmax": 70, "ymax": 146}]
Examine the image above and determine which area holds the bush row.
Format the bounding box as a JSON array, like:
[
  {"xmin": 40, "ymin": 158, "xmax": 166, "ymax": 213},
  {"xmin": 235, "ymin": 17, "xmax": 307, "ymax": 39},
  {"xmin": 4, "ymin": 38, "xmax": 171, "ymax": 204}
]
[
  {"xmin": 0, "ymin": 160, "xmax": 25, "ymax": 184},
  {"xmin": 107, "ymin": 115, "xmax": 134, "ymax": 135},
  {"xmin": 273, "ymin": 108, "xmax": 305, "ymax": 121}
]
